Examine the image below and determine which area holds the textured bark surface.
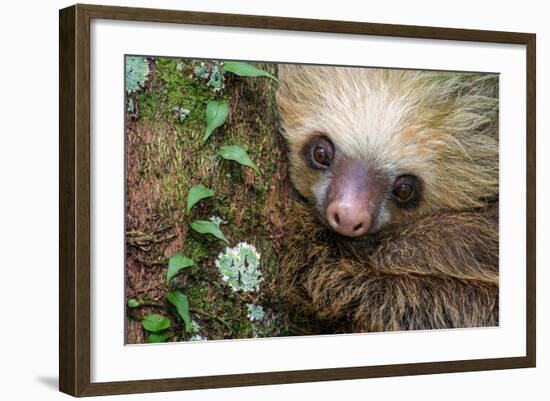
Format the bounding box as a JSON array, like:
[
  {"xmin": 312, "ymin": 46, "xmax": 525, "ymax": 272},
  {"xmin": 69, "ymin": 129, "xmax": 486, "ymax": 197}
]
[{"xmin": 125, "ymin": 58, "xmax": 291, "ymax": 343}]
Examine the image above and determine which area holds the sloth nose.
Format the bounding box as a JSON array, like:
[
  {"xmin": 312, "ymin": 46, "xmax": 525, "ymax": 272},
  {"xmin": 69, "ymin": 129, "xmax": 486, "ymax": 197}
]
[{"xmin": 326, "ymin": 200, "xmax": 372, "ymax": 238}]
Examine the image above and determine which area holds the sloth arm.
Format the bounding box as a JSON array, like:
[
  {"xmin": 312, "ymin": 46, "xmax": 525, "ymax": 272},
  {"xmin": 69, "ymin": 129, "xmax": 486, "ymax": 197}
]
[{"xmin": 282, "ymin": 202, "xmax": 499, "ymax": 331}]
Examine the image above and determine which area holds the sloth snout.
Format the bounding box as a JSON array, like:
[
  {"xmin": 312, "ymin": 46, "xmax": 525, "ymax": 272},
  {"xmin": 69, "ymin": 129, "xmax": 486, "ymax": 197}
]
[{"xmin": 326, "ymin": 199, "xmax": 372, "ymax": 237}]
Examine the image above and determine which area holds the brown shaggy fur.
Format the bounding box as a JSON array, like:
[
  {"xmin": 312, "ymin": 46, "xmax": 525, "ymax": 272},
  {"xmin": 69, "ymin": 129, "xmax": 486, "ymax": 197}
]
[
  {"xmin": 276, "ymin": 65, "xmax": 499, "ymax": 333},
  {"xmin": 281, "ymin": 200, "xmax": 498, "ymax": 333}
]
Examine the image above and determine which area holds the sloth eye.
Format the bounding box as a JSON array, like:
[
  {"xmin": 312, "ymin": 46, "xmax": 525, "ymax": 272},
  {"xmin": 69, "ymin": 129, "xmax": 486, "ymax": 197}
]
[
  {"xmin": 392, "ymin": 175, "xmax": 420, "ymax": 207},
  {"xmin": 313, "ymin": 146, "xmax": 331, "ymax": 167},
  {"xmin": 394, "ymin": 183, "xmax": 413, "ymax": 201},
  {"xmin": 305, "ymin": 135, "xmax": 334, "ymax": 170}
]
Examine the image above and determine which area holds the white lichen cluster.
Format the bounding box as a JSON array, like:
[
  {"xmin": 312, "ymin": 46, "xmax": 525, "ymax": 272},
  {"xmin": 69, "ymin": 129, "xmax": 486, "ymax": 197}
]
[
  {"xmin": 215, "ymin": 242, "xmax": 262, "ymax": 292},
  {"xmin": 209, "ymin": 215, "xmax": 225, "ymax": 225},
  {"xmin": 189, "ymin": 319, "xmax": 201, "ymax": 333},
  {"xmin": 188, "ymin": 320, "xmax": 207, "ymax": 341},
  {"xmin": 246, "ymin": 303, "xmax": 266, "ymax": 322},
  {"xmin": 189, "ymin": 334, "xmax": 208, "ymax": 341},
  {"xmin": 174, "ymin": 106, "xmax": 191, "ymax": 123},
  {"xmin": 193, "ymin": 61, "xmax": 225, "ymax": 91}
]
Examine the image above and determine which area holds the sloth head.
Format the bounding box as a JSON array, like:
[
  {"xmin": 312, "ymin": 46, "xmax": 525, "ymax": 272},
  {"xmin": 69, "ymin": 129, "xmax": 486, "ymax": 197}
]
[{"xmin": 277, "ymin": 65, "xmax": 499, "ymax": 238}]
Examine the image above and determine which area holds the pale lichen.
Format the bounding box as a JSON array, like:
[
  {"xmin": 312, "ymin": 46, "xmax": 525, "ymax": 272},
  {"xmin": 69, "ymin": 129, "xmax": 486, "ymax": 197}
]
[
  {"xmin": 246, "ymin": 303, "xmax": 266, "ymax": 322},
  {"xmin": 189, "ymin": 334, "xmax": 208, "ymax": 341},
  {"xmin": 174, "ymin": 106, "xmax": 191, "ymax": 123},
  {"xmin": 125, "ymin": 56, "xmax": 149, "ymax": 94},
  {"xmin": 189, "ymin": 319, "xmax": 201, "ymax": 334},
  {"xmin": 209, "ymin": 215, "xmax": 225, "ymax": 225},
  {"xmin": 215, "ymin": 242, "xmax": 262, "ymax": 292},
  {"xmin": 193, "ymin": 61, "xmax": 225, "ymax": 91},
  {"xmin": 188, "ymin": 320, "xmax": 207, "ymax": 341}
]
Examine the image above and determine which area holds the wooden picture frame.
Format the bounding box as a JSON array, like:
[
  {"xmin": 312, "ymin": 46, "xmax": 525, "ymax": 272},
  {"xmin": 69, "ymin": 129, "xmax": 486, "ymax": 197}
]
[{"xmin": 59, "ymin": 3, "xmax": 536, "ymax": 397}]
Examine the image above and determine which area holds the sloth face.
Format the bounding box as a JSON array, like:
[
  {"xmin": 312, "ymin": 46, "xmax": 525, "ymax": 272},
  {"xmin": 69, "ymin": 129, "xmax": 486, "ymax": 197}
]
[
  {"xmin": 276, "ymin": 65, "xmax": 499, "ymax": 238},
  {"xmin": 301, "ymin": 133, "xmax": 423, "ymax": 237}
]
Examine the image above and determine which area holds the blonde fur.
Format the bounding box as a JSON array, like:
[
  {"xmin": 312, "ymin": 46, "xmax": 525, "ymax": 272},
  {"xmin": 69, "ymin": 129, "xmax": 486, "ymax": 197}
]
[{"xmin": 277, "ymin": 65, "xmax": 499, "ymax": 224}]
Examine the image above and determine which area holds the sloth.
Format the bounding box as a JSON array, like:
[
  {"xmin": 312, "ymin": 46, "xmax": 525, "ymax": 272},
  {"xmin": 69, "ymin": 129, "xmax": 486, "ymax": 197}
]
[{"xmin": 276, "ymin": 65, "xmax": 499, "ymax": 333}]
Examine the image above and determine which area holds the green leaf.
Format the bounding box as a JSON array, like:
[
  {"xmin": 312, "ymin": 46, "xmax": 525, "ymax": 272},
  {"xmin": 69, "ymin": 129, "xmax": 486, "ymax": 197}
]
[
  {"xmin": 142, "ymin": 314, "xmax": 171, "ymax": 333},
  {"xmin": 222, "ymin": 61, "xmax": 277, "ymax": 81},
  {"xmin": 127, "ymin": 298, "xmax": 140, "ymax": 308},
  {"xmin": 125, "ymin": 56, "xmax": 149, "ymax": 94},
  {"xmin": 165, "ymin": 291, "xmax": 192, "ymax": 333},
  {"xmin": 147, "ymin": 333, "xmax": 169, "ymax": 343},
  {"xmin": 186, "ymin": 184, "xmax": 215, "ymax": 213},
  {"xmin": 203, "ymin": 101, "xmax": 229, "ymax": 141},
  {"xmin": 190, "ymin": 220, "xmax": 229, "ymax": 243},
  {"xmin": 218, "ymin": 145, "xmax": 260, "ymax": 175},
  {"xmin": 166, "ymin": 254, "xmax": 194, "ymax": 285}
]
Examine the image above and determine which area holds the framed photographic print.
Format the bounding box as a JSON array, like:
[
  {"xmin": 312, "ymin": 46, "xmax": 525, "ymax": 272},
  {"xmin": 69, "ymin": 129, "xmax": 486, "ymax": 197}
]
[{"xmin": 59, "ymin": 3, "xmax": 536, "ymax": 397}]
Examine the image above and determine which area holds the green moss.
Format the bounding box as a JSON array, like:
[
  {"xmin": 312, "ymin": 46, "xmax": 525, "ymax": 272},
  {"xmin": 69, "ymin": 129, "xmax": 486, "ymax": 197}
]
[{"xmin": 137, "ymin": 59, "xmax": 217, "ymax": 127}]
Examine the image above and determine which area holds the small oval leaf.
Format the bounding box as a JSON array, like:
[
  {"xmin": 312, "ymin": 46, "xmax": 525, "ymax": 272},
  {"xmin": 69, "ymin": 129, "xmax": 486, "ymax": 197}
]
[
  {"xmin": 222, "ymin": 61, "xmax": 277, "ymax": 81},
  {"xmin": 190, "ymin": 220, "xmax": 229, "ymax": 244},
  {"xmin": 127, "ymin": 298, "xmax": 140, "ymax": 308},
  {"xmin": 218, "ymin": 145, "xmax": 260, "ymax": 175},
  {"xmin": 147, "ymin": 333, "xmax": 169, "ymax": 343},
  {"xmin": 203, "ymin": 101, "xmax": 229, "ymax": 141},
  {"xmin": 186, "ymin": 184, "xmax": 215, "ymax": 213},
  {"xmin": 166, "ymin": 254, "xmax": 194, "ymax": 285},
  {"xmin": 142, "ymin": 314, "xmax": 171, "ymax": 333},
  {"xmin": 165, "ymin": 290, "xmax": 192, "ymax": 333}
]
